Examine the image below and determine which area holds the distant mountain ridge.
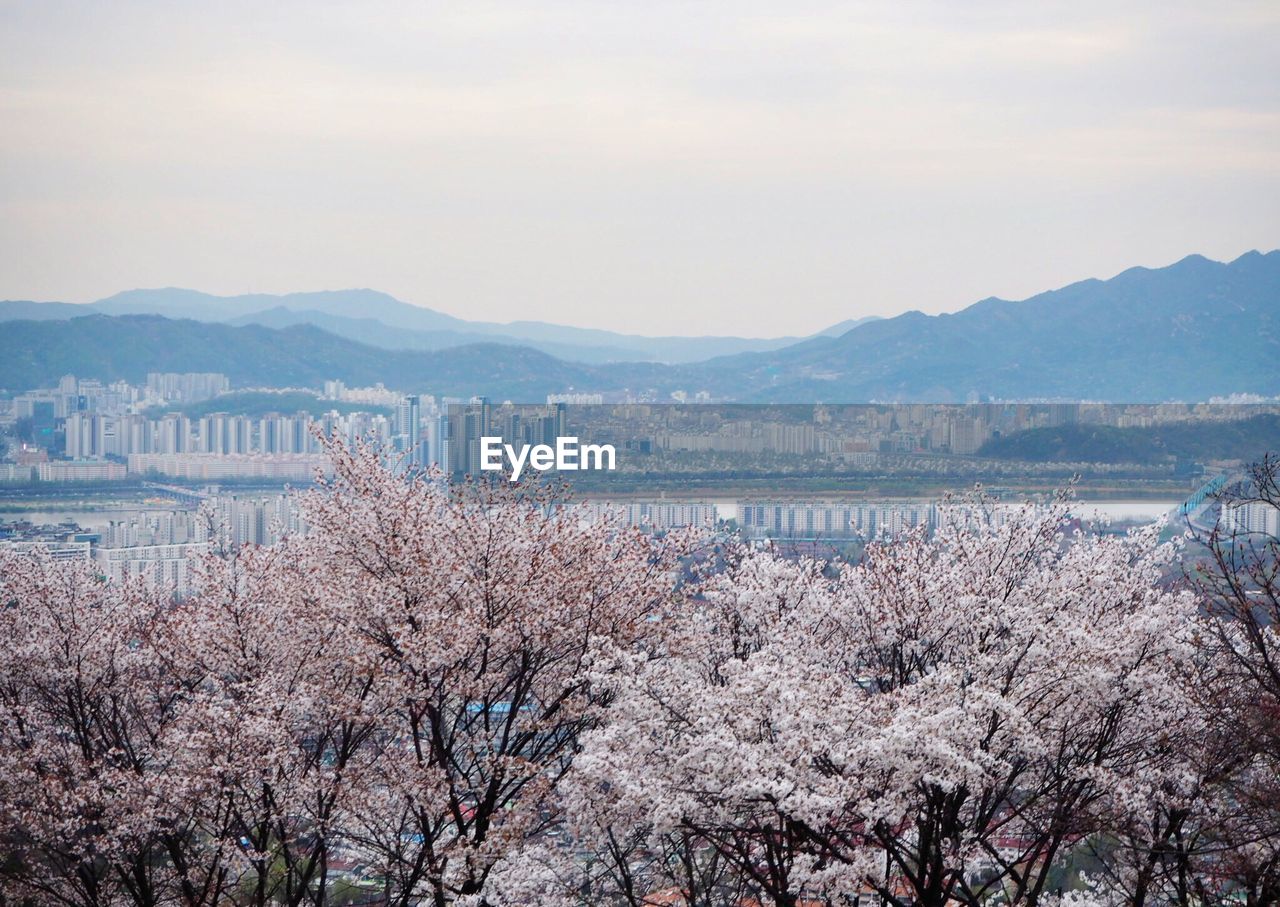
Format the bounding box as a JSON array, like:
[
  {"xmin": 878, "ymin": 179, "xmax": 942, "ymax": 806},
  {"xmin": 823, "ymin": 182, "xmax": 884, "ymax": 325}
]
[
  {"xmin": 219, "ymin": 306, "xmax": 648, "ymax": 363},
  {"xmin": 0, "ymin": 251, "xmax": 1275, "ymax": 400},
  {"xmin": 0, "ymin": 315, "xmax": 606, "ymax": 399},
  {"xmin": 0, "ymin": 288, "xmax": 877, "ymax": 364},
  {"xmin": 675, "ymin": 250, "xmax": 1280, "ymax": 401}
]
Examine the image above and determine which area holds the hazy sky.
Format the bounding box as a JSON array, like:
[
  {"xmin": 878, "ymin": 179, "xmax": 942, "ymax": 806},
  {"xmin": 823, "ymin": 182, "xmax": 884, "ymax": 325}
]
[{"xmin": 2, "ymin": 0, "xmax": 1277, "ymax": 336}]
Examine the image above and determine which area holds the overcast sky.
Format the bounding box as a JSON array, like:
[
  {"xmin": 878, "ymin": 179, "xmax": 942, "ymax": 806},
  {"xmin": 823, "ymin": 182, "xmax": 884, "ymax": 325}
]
[{"xmin": 1, "ymin": 0, "xmax": 1277, "ymax": 336}]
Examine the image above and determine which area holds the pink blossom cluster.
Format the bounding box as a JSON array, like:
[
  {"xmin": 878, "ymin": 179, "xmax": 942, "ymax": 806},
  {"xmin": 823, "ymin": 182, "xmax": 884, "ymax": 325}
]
[{"xmin": 0, "ymin": 439, "xmax": 1276, "ymax": 907}]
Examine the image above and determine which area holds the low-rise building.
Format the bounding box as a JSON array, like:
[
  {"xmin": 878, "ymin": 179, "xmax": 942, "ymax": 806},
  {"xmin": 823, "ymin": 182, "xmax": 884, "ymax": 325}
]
[
  {"xmin": 95, "ymin": 542, "xmax": 210, "ymax": 594},
  {"xmin": 36, "ymin": 460, "xmax": 128, "ymax": 481},
  {"xmin": 0, "ymin": 539, "xmax": 93, "ymax": 561},
  {"xmin": 127, "ymin": 452, "xmax": 331, "ymax": 481}
]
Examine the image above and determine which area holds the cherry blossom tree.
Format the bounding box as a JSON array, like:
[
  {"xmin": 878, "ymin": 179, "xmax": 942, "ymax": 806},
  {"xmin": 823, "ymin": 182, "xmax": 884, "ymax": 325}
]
[
  {"xmin": 157, "ymin": 537, "xmax": 388, "ymax": 907},
  {"xmin": 3, "ymin": 439, "xmax": 1261, "ymax": 907},
  {"xmin": 544, "ymin": 494, "xmax": 1203, "ymax": 907},
  {"xmin": 1176, "ymin": 455, "xmax": 1280, "ymax": 907},
  {"xmin": 292, "ymin": 438, "xmax": 702, "ymax": 907},
  {"xmin": 0, "ymin": 548, "xmax": 233, "ymax": 907},
  {"xmin": 1073, "ymin": 454, "xmax": 1280, "ymax": 907}
]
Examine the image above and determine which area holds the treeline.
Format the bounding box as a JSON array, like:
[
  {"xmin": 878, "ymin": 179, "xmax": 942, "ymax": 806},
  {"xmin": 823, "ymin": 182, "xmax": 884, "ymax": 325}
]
[
  {"xmin": 979, "ymin": 412, "xmax": 1280, "ymax": 463},
  {"xmin": 0, "ymin": 440, "xmax": 1277, "ymax": 907}
]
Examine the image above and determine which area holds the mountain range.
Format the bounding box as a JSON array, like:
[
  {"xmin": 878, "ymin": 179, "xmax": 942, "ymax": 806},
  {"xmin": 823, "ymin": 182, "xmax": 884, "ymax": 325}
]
[
  {"xmin": 0, "ymin": 289, "xmax": 874, "ymax": 364},
  {"xmin": 1, "ymin": 251, "xmax": 1276, "ymax": 401}
]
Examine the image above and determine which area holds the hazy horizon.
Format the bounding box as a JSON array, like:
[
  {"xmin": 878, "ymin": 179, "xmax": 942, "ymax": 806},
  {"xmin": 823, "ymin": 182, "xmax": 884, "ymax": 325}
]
[
  {"xmin": 2, "ymin": 1, "xmax": 1277, "ymax": 336},
  {"xmin": 4, "ymin": 246, "xmax": 1274, "ymax": 339}
]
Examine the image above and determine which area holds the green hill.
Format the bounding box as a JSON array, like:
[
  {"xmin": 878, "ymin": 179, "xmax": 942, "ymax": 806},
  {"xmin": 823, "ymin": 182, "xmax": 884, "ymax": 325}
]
[
  {"xmin": 979, "ymin": 414, "xmax": 1280, "ymax": 463},
  {"xmin": 0, "ymin": 314, "xmax": 604, "ymax": 399}
]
